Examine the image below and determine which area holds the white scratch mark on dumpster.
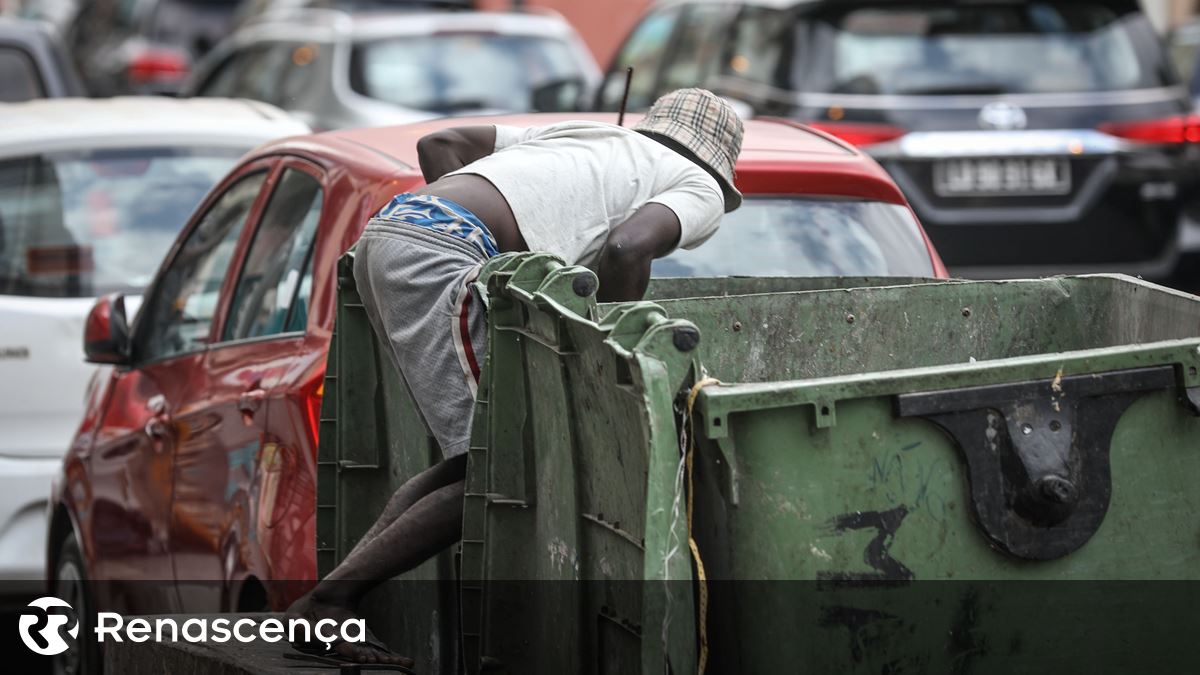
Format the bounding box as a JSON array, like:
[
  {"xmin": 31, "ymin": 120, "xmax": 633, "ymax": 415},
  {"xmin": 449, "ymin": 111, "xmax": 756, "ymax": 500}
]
[
  {"xmin": 660, "ymin": 443, "xmax": 690, "ymax": 654},
  {"xmin": 548, "ymin": 538, "xmax": 576, "ymax": 576},
  {"xmin": 428, "ymin": 610, "xmax": 440, "ymax": 671},
  {"xmin": 809, "ymin": 544, "xmax": 833, "ymax": 562}
]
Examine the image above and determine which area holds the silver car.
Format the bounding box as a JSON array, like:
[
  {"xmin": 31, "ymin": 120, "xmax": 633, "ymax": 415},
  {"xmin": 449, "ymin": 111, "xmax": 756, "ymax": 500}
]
[{"xmin": 183, "ymin": 8, "xmax": 601, "ymax": 130}]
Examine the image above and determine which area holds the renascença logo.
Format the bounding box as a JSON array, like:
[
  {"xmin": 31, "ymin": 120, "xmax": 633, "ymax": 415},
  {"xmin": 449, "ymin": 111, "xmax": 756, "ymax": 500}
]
[
  {"xmin": 17, "ymin": 595, "xmax": 366, "ymax": 655},
  {"xmin": 18, "ymin": 596, "xmax": 79, "ymax": 656}
]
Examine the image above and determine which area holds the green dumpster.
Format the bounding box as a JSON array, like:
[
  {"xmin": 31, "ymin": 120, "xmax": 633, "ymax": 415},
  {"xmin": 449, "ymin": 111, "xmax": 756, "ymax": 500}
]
[{"xmin": 318, "ymin": 252, "xmax": 1200, "ymax": 674}]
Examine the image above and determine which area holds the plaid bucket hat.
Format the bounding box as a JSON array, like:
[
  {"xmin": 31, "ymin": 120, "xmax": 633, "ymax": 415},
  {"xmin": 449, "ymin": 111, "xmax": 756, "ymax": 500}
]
[{"xmin": 634, "ymin": 88, "xmax": 744, "ymax": 212}]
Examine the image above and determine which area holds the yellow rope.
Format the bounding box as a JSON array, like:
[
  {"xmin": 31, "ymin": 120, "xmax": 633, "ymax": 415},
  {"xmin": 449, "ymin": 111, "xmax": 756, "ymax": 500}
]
[{"xmin": 685, "ymin": 377, "xmax": 720, "ymax": 675}]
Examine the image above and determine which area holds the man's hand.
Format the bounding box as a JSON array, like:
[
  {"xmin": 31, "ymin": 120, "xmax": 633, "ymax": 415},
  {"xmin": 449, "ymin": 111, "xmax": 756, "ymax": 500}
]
[
  {"xmin": 416, "ymin": 126, "xmax": 498, "ymax": 184},
  {"xmin": 595, "ymin": 204, "xmax": 682, "ymax": 303}
]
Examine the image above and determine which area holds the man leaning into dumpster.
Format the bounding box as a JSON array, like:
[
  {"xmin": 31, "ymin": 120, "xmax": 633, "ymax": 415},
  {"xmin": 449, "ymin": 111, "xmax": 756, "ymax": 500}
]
[{"xmin": 288, "ymin": 88, "xmax": 744, "ymax": 666}]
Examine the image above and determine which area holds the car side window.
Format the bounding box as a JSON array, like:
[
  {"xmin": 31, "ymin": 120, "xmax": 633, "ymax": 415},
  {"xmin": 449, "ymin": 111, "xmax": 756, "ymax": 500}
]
[
  {"xmin": 199, "ymin": 45, "xmax": 285, "ymax": 102},
  {"xmin": 137, "ymin": 172, "xmax": 267, "ymax": 362},
  {"xmin": 0, "ymin": 47, "xmax": 44, "ymax": 102},
  {"xmin": 598, "ymin": 6, "xmax": 683, "ymax": 111},
  {"xmin": 722, "ymin": 6, "xmax": 793, "ymax": 89},
  {"xmin": 196, "ymin": 50, "xmax": 246, "ymax": 97},
  {"xmin": 660, "ymin": 4, "xmax": 735, "ymax": 92},
  {"xmin": 114, "ymin": 0, "xmax": 142, "ymax": 31},
  {"xmin": 235, "ymin": 43, "xmax": 292, "ymax": 104},
  {"xmin": 221, "ymin": 168, "xmax": 323, "ymax": 341},
  {"xmin": 276, "ymin": 42, "xmax": 321, "ymax": 108}
]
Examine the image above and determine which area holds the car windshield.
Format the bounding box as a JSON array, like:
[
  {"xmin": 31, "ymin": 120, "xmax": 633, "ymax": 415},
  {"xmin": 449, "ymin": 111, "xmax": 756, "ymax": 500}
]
[
  {"xmin": 351, "ymin": 34, "xmax": 581, "ymax": 113},
  {"xmin": 0, "ymin": 148, "xmax": 241, "ymax": 298},
  {"xmin": 808, "ymin": 2, "xmax": 1166, "ymax": 95},
  {"xmin": 652, "ymin": 198, "xmax": 935, "ymax": 278}
]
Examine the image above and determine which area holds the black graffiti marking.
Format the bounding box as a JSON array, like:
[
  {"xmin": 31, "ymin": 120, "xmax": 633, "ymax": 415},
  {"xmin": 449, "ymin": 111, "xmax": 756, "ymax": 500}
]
[
  {"xmin": 817, "ymin": 505, "xmax": 915, "ymax": 582},
  {"xmin": 817, "ymin": 605, "xmax": 927, "ymax": 672}
]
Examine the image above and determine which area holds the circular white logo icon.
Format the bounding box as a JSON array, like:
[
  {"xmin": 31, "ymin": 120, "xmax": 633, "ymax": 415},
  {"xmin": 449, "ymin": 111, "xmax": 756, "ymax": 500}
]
[
  {"xmin": 18, "ymin": 596, "xmax": 79, "ymax": 656},
  {"xmin": 978, "ymin": 102, "xmax": 1028, "ymax": 131}
]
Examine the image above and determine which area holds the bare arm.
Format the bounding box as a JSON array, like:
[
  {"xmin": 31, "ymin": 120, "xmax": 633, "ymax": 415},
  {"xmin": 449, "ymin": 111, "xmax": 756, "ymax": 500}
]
[
  {"xmin": 415, "ymin": 126, "xmax": 498, "ymax": 183},
  {"xmin": 595, "ymin": 203, "xmax": 682, "ymax": 303}
]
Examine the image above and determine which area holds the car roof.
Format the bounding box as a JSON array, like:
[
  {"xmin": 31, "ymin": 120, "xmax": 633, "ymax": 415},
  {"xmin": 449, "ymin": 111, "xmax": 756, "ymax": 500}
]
[
  {"xmin": 253, "ymin": 113, "xmax": 909, "ymax": 204},
  {"xmin": 239, "ymin": 9, "xmax": 579, "ymax": 42},
  {"xmin": 0, "ymin": 97, "xmax": 310, "ymax": 156},
  {"xmin": 0, "ymin": 17, "xmax": 57, "ymax": 44}
]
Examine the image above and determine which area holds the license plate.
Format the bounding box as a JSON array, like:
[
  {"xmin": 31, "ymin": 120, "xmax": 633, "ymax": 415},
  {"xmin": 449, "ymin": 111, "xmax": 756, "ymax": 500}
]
[{"xmin": 933, "ymin": 158, "xmax": 1071, "ymax": 197}]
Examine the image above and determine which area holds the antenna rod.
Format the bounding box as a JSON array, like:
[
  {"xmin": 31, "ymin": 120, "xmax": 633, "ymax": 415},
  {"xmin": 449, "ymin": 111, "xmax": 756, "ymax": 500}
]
[{"xmin": 617, "ymin": 67, "xmax": 633, "ymax": 126}]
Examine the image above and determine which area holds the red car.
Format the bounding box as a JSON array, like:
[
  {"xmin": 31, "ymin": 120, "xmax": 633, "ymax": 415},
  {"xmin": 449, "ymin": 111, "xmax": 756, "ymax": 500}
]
[{"xmin": 49, "ymin": 113, "xmax": 948, "ymax": 644}]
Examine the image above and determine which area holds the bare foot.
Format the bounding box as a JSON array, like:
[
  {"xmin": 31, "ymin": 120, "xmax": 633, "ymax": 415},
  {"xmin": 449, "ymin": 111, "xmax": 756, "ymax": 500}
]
[{"xmin": 287, "ymin": 591, "xmax": 414, "ymax": 666}]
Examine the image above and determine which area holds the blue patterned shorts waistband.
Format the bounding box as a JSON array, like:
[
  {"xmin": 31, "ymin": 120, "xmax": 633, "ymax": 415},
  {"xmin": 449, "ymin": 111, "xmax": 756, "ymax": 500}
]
[{"xmin": 373, "ymin": 192, "xmax": 499, "ymax": 258}]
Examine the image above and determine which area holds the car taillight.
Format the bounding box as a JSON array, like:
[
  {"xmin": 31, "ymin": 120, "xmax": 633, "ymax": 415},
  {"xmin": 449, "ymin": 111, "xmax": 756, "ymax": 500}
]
[
  {"xmin": 807, "ymin": 122, "xmax": 908, "ymax": 147},
  {"xmin": 1098, "ymin": 114, "xmax": 1200, "ymax": 144},
  {"xmin": 300, "ymin": 371, "xmax": 325, "ymax": 449},
  {"xmin": 127, "ymin": 48, "xmax": 190, "ymax": 86}
]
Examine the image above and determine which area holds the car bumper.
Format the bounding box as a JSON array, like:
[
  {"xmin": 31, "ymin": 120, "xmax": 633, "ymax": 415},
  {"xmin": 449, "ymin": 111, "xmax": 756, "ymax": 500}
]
[
  {"xmin": 0, "ymin": 454, "xmax": 61, "ymax": 582},
  {"xmin": 948, "ymin": 238, "xmax": 1181, "ymax": 280}
]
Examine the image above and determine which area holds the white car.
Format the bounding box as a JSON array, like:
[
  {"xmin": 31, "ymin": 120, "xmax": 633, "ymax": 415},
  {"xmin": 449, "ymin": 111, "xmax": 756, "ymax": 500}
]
[
  {"xmin": 183, "ymin": 7, "xmax": 602, "ymax": 130},
  {"xmin": 0, "ymin": 96, "xmax": 307, "ymax": 585}
]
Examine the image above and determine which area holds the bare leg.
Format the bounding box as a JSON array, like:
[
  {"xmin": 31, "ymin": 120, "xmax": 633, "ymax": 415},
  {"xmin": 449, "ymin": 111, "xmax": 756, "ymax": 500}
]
[
  {"xmin": 290, "ymin": 475, "xmax": 466, "ymax": 664},
  {"xmin": 346, "ymin": 454, "xmax": 467, "ymax": 559}
]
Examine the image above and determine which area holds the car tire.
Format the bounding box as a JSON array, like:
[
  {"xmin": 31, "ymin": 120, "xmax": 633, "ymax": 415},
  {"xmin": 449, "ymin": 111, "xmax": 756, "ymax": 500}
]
[{"xmin": 52, "ymin": 535, "xmax": 100, "ymax": 675}]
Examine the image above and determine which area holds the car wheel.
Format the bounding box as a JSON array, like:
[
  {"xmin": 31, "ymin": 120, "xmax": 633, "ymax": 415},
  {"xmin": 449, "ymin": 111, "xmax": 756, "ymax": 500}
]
[{"xmin": 52, "ymin": 535, "xmax": 100, "ymax": 675}]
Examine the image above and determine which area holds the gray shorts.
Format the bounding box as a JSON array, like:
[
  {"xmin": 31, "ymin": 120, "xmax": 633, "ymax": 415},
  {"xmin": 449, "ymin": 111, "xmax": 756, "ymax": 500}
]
[{"xmin": 353, "ymin": 217, "xmax": 489, "ymax": 458}]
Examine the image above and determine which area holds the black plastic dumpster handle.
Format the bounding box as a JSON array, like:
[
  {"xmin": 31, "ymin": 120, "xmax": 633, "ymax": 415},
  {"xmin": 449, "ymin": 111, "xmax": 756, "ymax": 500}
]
[{"xmin": 896, "ymin": 365, "xmax": 1177, "ymax": 561}]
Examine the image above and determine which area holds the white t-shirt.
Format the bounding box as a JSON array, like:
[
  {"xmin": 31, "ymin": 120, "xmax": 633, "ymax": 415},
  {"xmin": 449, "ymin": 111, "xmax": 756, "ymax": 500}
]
[{"xmin": 446, "ymin": 120, "xmax": 724, "ymax": 267}]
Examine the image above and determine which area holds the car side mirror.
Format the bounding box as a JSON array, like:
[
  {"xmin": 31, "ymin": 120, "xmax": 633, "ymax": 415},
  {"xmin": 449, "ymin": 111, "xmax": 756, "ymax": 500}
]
[
  {"xmin": 531, "ymin": 77, "xmax": 585, "ymax": 113},
  {"xmin": 84, "ymin": 293, "xmax": 131, "ymax": 366}
]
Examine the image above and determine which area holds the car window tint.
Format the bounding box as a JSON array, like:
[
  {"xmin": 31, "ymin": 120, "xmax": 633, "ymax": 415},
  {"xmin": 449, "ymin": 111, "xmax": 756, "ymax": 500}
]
[
  {"xmin": 196, "ymin": 51, "xmax": 245, "ymax": 97},
  {"xmin": 722, "ymin": 6, "xmax": 792, "ymax": 89},
  {"xmin": 0, "ymin": 148, "xmax": 241, "ymax": 298},
  {"xmin": 811, "ymin": 3, "xmax": 1168, "ymax": 95},
  {"xmin": 1168, "ymin": 33, "xmax": 1198, "ymax": 89},
  {"xmin": 235, "ymin": 42, "xmax": 291, "ymax": 103},
  {"xmin": 200, "ymin": 44, "xmax": 291, "ymax": 103},
  {"xmin": 222, "ymin": 168, "xmax": 322, "ymax": 341},
  {"xmin": 138, "ymin": 172, "xmax": 266, "ymax": 361},
  {"xmin": 661, "ymin": 4, "xmax": 734, "ymax": 92},
  {"xmin": 0, "ymin": 47, "xmax": 45, "ymax": 102},
  {"xmin": 115, "ymin": 0, "xmax": 142, "ymax": 30},
  {"xmin": 598, "ymin": 6, "xmax": 683, "ymax": 111},
  {"xmin": 278, "ymin": 42, "xmax": 321, "ymax": 108},
  {"xmin": 352, "ymin": 35, "xmax": 578, "ymax": 114}
]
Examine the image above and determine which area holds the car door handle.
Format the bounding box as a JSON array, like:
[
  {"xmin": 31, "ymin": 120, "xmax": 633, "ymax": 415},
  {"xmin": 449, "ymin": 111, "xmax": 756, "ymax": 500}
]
[
  {"xmin": 144, "ymin": 416, "xmax": 171, "ymax": 440},
  {"xmin": 239, "ymin": 388, "xmax": 267, "ymax": 425},
  {"xmin": 238, "ymin": 388, "xmax": 267, "ymax": 413},
  {"xmin": 147, "ymin": 394, "xmax": 166, "ymax": 416},
  {"xmin": 144, "ymin": 395, "xmax": 171, "ymax": 447}
]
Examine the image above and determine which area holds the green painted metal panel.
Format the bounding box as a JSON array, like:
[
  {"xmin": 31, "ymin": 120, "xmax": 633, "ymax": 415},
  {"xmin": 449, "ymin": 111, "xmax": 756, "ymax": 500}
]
[
  {"xmin": 318, "ymin": 251, "xmax": 1200, "ymax": 674},
  {"xmin": 315, "ymin": 256, "xmax": 461, "ymax": 674}
]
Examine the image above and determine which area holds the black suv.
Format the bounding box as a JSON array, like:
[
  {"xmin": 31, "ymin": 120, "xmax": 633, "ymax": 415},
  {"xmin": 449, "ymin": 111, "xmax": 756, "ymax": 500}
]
[{"xmin": 600, "ymin": 0, "xmax": 1200, "ymax": 280}]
